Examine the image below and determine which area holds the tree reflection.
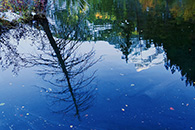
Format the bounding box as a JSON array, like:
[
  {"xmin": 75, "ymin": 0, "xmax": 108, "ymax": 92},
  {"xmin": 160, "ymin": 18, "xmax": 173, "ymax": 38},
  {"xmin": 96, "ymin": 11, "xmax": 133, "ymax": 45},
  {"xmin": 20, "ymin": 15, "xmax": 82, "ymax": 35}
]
[
  {"xmin": 85, "ymin": 0, "xmax": 195, "ymax": 86},
  {"xmin": 137, "ymin": 0, "xmax": 195, "ymax": 86},
  {"xmin": 119, "ymin": 20, "xmax": 134, "ymax": 63},
  {"xmin": 33, "ymin": 20, "xmax": 98, "ymax": 118},
  {"xmin": 0, "ymin": 14, "xmax": 98, "ymax": 118},
  {"xmin": 0, "ymin": 24, "xmax": 32, "ymax": 73}
]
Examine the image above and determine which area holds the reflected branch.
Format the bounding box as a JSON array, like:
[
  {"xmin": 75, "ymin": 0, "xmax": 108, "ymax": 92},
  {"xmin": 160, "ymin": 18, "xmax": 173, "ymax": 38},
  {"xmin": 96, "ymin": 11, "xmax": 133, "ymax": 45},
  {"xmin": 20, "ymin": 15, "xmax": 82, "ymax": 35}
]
[{"xmin": 0, "ymin": 12, "xmax": 99, "ymax": 118}]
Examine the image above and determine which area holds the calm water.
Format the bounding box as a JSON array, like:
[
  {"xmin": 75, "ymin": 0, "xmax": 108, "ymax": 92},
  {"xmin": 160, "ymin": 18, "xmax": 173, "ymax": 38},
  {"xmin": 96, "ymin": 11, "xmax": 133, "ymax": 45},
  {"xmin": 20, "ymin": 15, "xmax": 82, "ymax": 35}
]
[{"xmin": 0, "ymin": 0, "xmax": 195, "ymax": 130}]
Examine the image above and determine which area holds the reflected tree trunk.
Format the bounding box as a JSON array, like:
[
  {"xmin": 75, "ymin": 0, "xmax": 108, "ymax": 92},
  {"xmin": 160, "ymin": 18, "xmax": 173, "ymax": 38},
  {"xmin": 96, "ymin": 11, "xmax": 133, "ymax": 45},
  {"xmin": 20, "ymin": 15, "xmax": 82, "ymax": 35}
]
[{"xmin": 34, "ymin": 14, "xmax": 80, "ymax": 118}]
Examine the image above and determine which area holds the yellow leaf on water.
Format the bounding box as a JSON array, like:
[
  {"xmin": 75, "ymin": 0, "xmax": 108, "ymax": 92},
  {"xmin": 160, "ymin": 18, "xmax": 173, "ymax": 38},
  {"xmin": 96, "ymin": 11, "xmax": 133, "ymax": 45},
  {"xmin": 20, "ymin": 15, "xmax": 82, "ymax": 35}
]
[
  {"xmin": 131, "ymin": 84, "xmax": 135, "ymax": 86},
  {"xmin": 0, "ymin": 103, "xmax": 5, "ymax": 106}
]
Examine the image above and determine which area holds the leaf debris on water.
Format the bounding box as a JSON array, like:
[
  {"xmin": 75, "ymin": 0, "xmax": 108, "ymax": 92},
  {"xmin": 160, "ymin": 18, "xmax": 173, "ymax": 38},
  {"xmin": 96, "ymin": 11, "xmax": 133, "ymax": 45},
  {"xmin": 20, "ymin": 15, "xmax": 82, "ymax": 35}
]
[
  {"xmin": 169, "ymin": 107, "xmax": 174, "ymax": 110},
  {"xmin": 70, "ymin": 125, "xmax": 73, "ymax": 128},
  {"xmin": 120, "ymin": 73, "xmax": 124, "ymax": 76},
  {"xmin": 0, "ymin": 103, "xmax": 5, "ymax": 106}
]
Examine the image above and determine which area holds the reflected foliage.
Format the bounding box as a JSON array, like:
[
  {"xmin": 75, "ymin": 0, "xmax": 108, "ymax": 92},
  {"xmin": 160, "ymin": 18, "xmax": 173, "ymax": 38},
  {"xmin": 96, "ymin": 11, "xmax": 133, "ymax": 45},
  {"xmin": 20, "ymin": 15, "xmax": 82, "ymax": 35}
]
[
  {"xmin": 83, "ymin": 0, "xmax": 195, "ymax": 86},
  {"xmin": 137, "ymin": 0, "xmax": 195, "ymax": 86}
]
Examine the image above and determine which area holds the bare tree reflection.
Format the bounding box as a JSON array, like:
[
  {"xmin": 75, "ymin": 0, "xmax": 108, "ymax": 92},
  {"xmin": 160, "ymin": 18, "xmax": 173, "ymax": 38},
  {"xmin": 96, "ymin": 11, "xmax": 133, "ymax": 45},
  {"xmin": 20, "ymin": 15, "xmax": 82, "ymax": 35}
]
[
  {"xmin": 33, "ymin": 14, "xmax": 99, "ymax": 118},
  {"xmin": 0, "ymin": 16, "xmax": 99, "ymax": 118},
  {"xmin": 0, "ymin": 24, "xmax": 30, "ymax": 73}
]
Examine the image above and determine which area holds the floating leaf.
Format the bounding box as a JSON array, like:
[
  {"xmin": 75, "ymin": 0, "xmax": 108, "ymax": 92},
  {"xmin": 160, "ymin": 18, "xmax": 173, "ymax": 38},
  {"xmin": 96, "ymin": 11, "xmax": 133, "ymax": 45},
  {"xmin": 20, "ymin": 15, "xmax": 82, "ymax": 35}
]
[
  {"xmin": 0, "ymin": 103, "xmax": 5, "ymax": 106},
  {"xmin": 120, "ymin": 73, "xmax": 124, "ymax": 76}
]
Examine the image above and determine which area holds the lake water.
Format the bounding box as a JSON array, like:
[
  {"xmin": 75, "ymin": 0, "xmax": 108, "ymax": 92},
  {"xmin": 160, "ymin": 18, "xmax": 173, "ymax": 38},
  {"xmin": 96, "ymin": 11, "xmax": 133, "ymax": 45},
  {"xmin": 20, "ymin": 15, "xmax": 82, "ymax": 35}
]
[{"xmin": 0, "ymin": 0, "xmax": 195, "ymax": 130}]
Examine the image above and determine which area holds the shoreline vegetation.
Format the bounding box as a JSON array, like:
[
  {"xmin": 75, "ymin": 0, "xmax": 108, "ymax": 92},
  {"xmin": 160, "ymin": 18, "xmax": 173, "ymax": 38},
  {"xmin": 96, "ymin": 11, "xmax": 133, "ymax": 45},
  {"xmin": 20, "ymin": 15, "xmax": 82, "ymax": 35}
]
[
  {"xmin": 0, "ymin": 0, "xmax": 47, "ymax": 29},
  {"xmin": 1, "ymin": 0, "xmax": 195, "ymax": 29}
]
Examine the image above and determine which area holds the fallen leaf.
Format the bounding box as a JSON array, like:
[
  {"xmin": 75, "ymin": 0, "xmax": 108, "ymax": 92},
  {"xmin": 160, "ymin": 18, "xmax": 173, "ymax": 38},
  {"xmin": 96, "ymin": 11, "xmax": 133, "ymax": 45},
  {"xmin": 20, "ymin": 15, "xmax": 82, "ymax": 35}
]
[
  {"xmin": 120, "ymin": 73, "xmax": 124, "ymax": 76},
  {"xmin": 131, "ymin": 84, "xmax": 135, "ymax": 86},
  {"xmin": 0, "ymin": 103, "xmax": 5, "ymax": 106}
]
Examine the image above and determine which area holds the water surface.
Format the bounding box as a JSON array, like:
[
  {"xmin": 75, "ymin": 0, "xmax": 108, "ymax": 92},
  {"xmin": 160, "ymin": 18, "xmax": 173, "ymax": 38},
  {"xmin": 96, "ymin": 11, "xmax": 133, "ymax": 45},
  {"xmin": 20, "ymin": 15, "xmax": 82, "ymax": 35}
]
[{"xmin": 0, "ymin": 0, "xmax": 195, "ymax": 129}]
